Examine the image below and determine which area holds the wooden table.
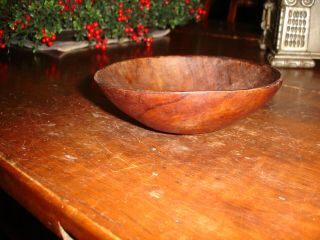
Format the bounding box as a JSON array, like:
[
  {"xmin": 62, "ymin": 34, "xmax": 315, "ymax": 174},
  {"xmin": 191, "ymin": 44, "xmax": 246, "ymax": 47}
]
[{"xmin": 0, "ymin": 23, "xmax": 319, "ymax": 240}]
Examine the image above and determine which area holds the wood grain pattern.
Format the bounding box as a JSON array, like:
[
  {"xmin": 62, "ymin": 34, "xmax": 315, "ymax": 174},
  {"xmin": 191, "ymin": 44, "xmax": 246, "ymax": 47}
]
[
  {"xmin": 95, "ymin": 56, "xmax": 282, "ymax": 134},
  {"xmin": 0, "ymin": 27, "xmax": 319, "ymax": 240}
]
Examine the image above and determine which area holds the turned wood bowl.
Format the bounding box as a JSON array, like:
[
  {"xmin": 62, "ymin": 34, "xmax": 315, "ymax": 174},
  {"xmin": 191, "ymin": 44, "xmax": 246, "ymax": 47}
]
[{"xmin": 94, "ymin": 56, "xmax": 282, "ymax": 134}]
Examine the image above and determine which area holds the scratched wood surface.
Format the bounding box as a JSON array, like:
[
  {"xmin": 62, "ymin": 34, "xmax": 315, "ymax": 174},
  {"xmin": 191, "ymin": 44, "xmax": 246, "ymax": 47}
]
[{"xmin": 0, "ymin": 26, "xmax": 320, "ymax": 240}]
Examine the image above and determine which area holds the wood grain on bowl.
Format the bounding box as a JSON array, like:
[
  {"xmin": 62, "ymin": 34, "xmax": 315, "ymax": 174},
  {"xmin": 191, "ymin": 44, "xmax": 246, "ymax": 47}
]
[{"xmin": 95, "ymin": 56, "xmax": 282, "ymax": 134}]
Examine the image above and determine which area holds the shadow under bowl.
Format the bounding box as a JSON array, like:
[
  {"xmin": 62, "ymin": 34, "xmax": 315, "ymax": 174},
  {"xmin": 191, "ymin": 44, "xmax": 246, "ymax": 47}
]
[{"xmin": 94, "ymin": 56, "xmax": 282, "ymax": 134}]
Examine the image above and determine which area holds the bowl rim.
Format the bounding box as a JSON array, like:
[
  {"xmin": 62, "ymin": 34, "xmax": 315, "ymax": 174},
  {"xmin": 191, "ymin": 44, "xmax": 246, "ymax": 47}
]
[{"xmin": 94, "ymin": 55, "xmax": 282, "ymax": 94}]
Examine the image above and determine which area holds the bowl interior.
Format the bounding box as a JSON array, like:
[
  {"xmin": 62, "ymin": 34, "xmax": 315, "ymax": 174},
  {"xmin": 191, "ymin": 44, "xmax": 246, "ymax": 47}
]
[{"xmin": 95, "ymin": 56, "xmax": 281, "ymax": 92}]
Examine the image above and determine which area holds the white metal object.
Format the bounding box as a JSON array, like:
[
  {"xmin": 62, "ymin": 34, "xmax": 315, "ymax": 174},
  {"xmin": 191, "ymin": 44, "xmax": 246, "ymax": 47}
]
[{"xmin": 260, "ymin": 0, "xmax": 320, "ymax": 68}]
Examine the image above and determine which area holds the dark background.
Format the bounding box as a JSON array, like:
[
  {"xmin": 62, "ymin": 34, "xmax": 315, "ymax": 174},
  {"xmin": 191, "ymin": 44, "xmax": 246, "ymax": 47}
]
[{"xmin": 209, "ymin": 0, "xmax": 264, "ymax": 26}]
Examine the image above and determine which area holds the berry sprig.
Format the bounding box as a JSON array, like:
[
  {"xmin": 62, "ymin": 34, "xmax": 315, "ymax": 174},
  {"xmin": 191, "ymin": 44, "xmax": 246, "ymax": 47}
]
[
  {"xmin": 188, "ymin": 6, "xmax": 206, "ymax": 21},
  {"xmin": 117, "ymin": 3, "xmax": 130, "ymax": 22},
  {"xmin": 195, "ymin": 7, "xmax": 207, "ymax": 21},
  {"xmin": 1, "ymin": 0, "xmax": 205, "ymax": 52},
  {"xmin": 85, "ymin": 22, "xmax": 107, "ymax": 51},
  {"xmin": 130, "ymin": 33, "xmax": 140, "ymax": 43},
  {"xmin": 197, "ymin": 7, "xmax": 207, "ymax": 16},
  {"xmin": 58, "ymin": 0, "xmax": 83, "ymax": 12},
  {"xmin": 137, "ymin": 23, "xmax": 149, "ymax": 36},
  {"xmin": 124, "ymin": 23, "xmax": 153, "ymax": 47},
  {"xmin": 124, "ymin": 26, "xmax": 139, "ymax": 43},
  {"xmin": 11, "ymin": 15, "xmax": 32, "ymax": 31},
  {"xmin": 124, "ymin": 26, "xmax": 134, "ymax": 34},
  {"xmin": 40, "ymin": 28, "xmax": 57, "ymax": 47},
  {"xmin": 140, "ymin": 0, "xmax": 151, "ymax": 10}
]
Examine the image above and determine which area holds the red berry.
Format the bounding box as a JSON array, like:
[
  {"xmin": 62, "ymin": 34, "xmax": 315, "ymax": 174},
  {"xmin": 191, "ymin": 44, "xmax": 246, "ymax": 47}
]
[
  {"xmin": 51, "ymin": 34, "xmax": 57, "ymax": 41},
  {"xmin": 25, "ymin": 15, "xmax": 32, "ymax": 21},
  {"xmin": 87, "ymin": 33, "xmax": 93, "ymax": 39},
  {"xmin": 93, "ymin": 21, "xmax": 99, "ymax": 27},
  {"xmin": 101, "ymin": 44, "xmax": 107, "ymax": 51},
  {"xmin": 47, "ymin": 41, "xmax": 53, "ymax": 47},
  {"xmin": 95, "ymin": 43, "xmax": 100, "ymax": 49},
  {"xmin": 126, "ymin": 28, "xmax": 131, "ymax": 33},
  {"xmin": 0, "ymin": 43, "xmax": 5, "ymax": 49},
  {"xmin": 41, "ymin": 38, "xmax": 46, "ymax": 43},
  {"xmin": 20, "ymin": 24, "xmax": 25, "ymax": 29},
  {"xmin": 197, "ymin": 7, "xmax": 204, "ymax": 14},
  {"xmin": 64, "ymin": 5, "xmax": 70, "ymax": 11}
]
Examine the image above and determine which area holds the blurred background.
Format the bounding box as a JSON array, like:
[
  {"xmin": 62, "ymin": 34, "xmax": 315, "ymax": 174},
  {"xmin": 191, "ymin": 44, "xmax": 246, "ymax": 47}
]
[{"xmin": 209, "ymin": 0, "xmax": 263, "ymax": 25}]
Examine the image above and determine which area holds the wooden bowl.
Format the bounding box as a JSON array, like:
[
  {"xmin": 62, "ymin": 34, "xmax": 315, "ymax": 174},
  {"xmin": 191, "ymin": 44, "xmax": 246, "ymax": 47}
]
[{"xmin": 94, "ymin": 56, "xmax": 282, "ymax": 134}]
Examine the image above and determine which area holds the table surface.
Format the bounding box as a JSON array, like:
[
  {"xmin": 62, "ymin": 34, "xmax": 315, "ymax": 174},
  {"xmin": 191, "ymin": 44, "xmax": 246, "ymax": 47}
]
[{"xmin": 0, "ymin": 23, "xmax": 319, "ymax": 240}]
